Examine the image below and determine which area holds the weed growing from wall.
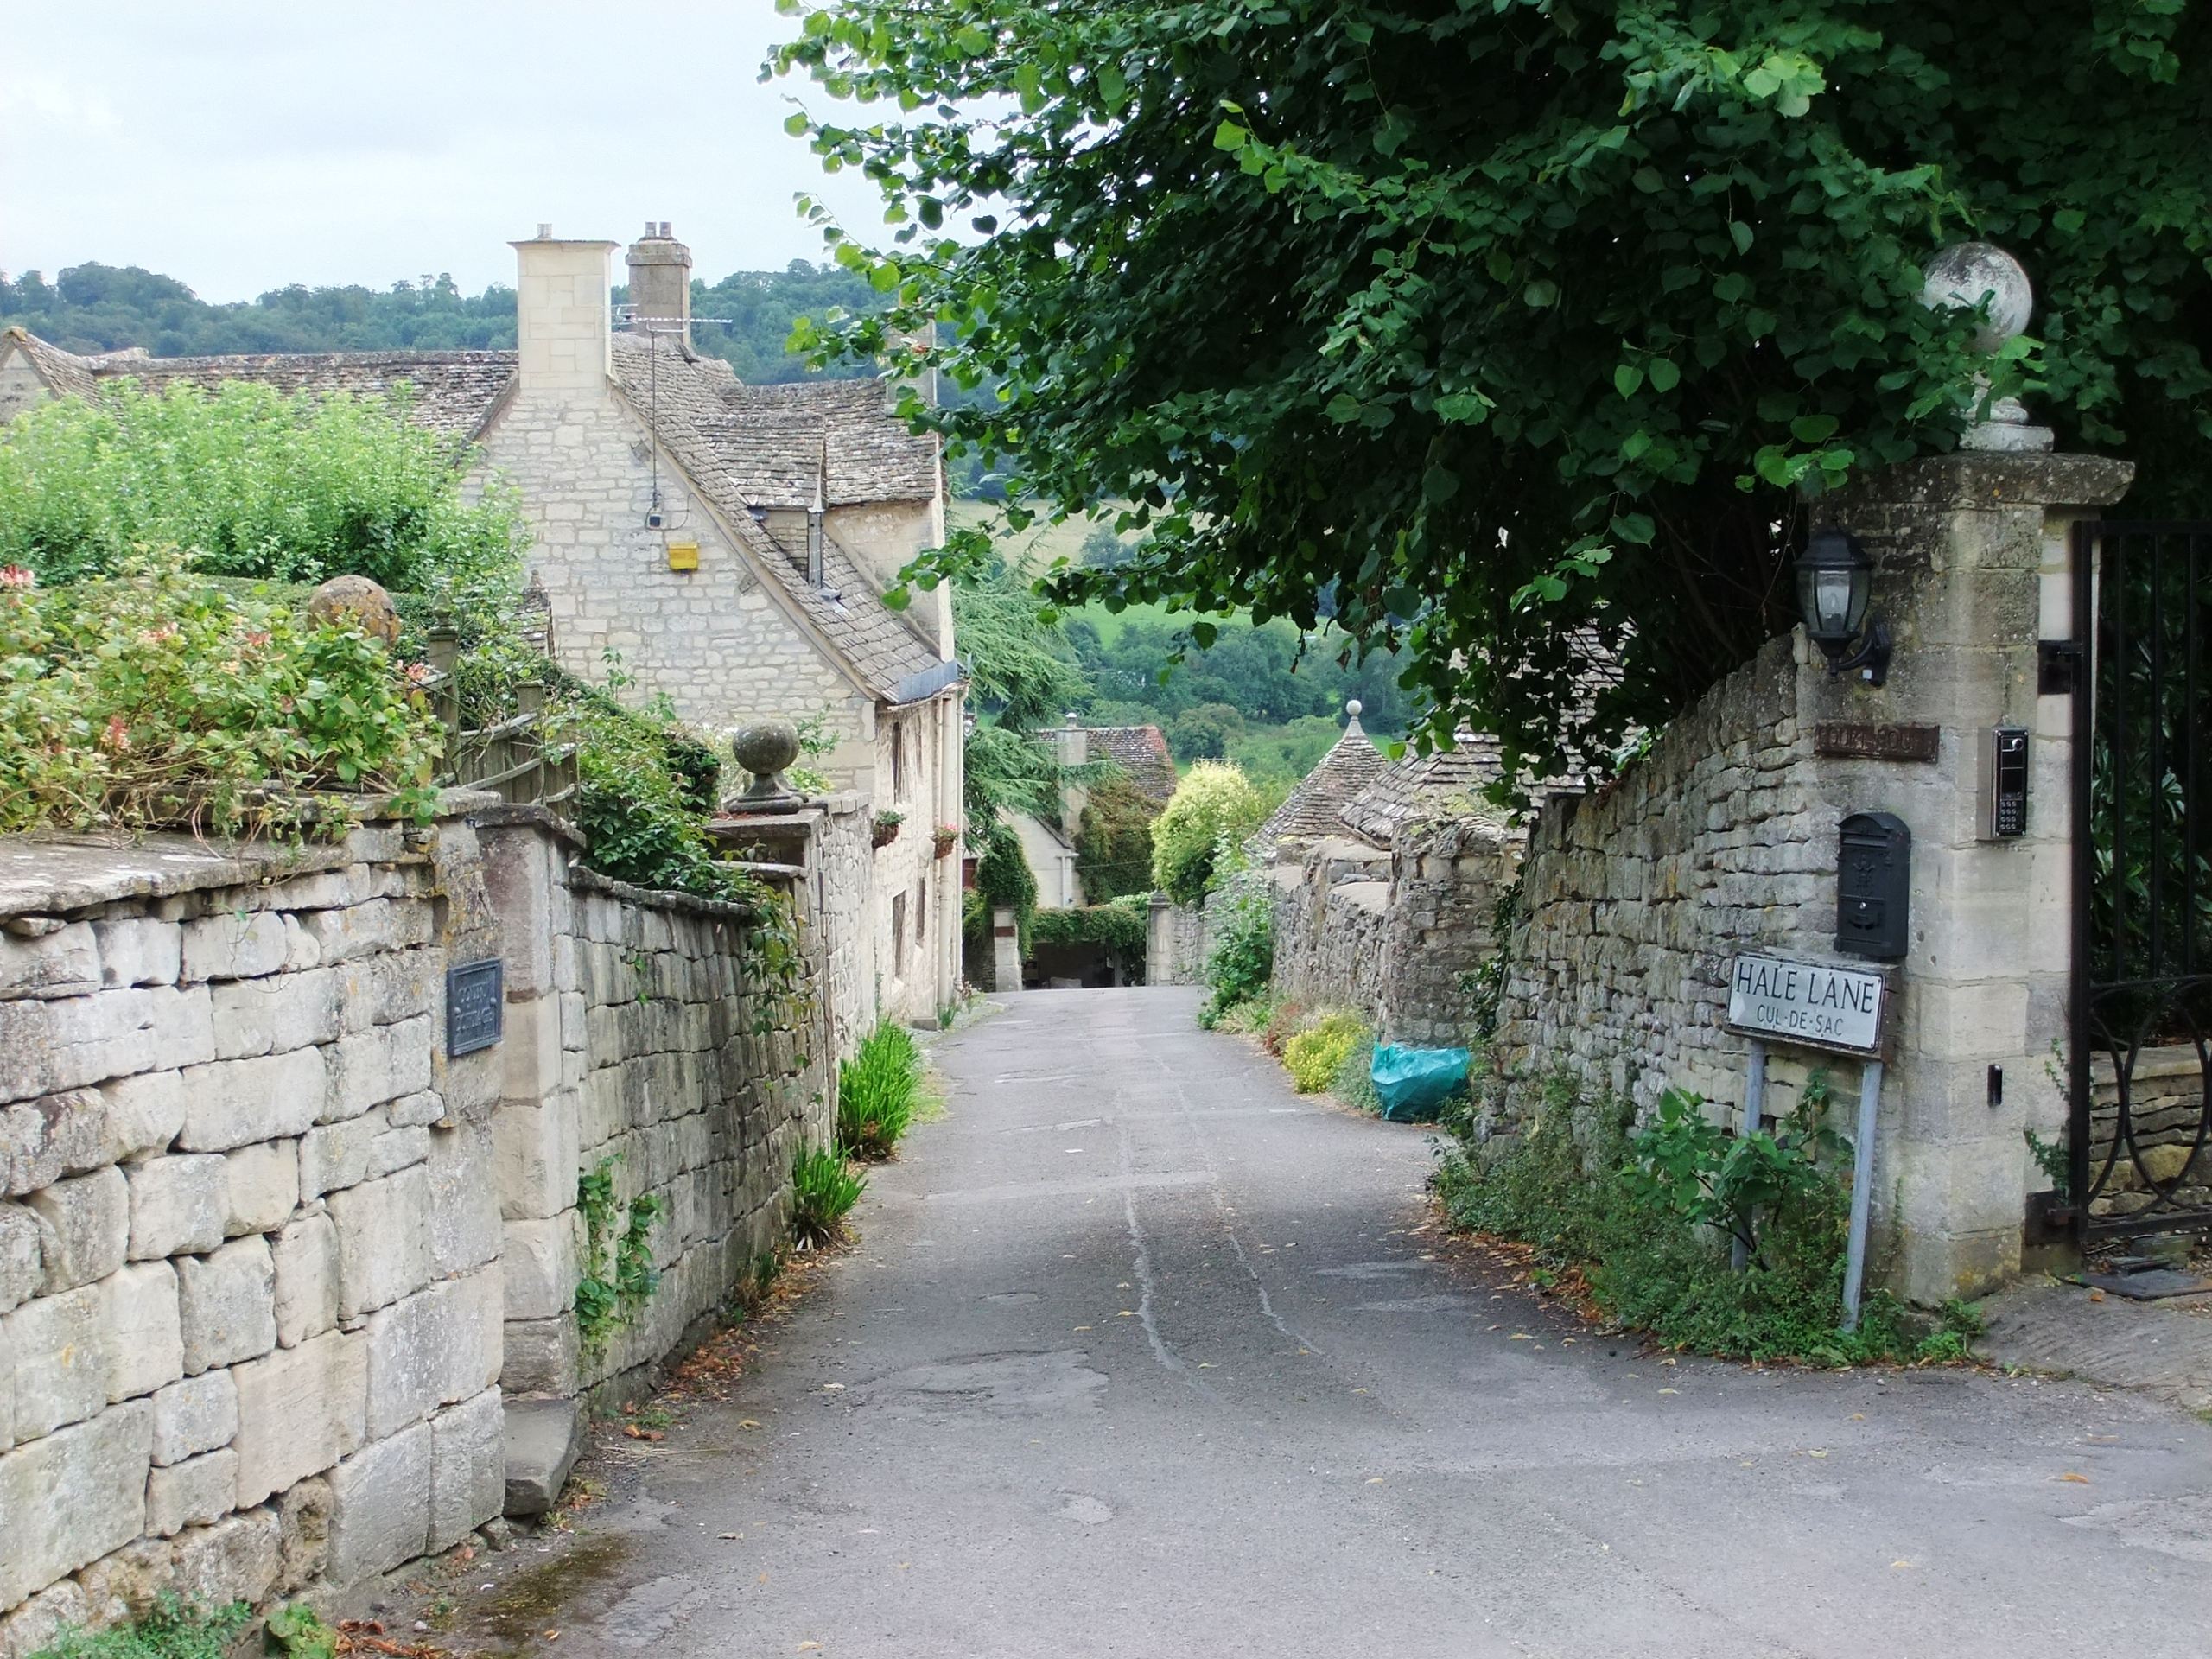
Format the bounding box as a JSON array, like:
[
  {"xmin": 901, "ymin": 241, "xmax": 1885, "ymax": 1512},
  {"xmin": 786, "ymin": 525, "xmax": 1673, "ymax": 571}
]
[{"xmin": 29, "ymin": 1598, "xmax": 251, "ymax": 1659}]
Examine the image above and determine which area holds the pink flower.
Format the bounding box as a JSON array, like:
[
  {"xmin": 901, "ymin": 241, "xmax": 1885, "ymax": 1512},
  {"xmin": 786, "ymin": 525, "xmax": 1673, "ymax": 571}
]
[
  {"xmin": 0, "ymin": 565, "xmax": 35, "ymax": 590},
  {"xmin": 404, "ymin": 661, "xmax": 436, "ymax": 686},
  {"xmin": 99, "ymin": 715, "xmax": 131, "ymax": 753},
  {"xmin": 241, "ymin": 630, "xmax": 271, "ymax": 649}
]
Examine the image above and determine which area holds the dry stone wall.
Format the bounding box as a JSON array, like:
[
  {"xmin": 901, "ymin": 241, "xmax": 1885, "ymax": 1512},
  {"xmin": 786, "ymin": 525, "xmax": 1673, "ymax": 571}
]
[
  {"xmin": 1265, "ymin": 819, "xmax": 1516, "ymax": 1046},
  {"xmin": 0, "ymin": 803, "xmax": 837, "ymax": 1650},
  {"xmin": 0, "ymin": 820, "xmax": 505, "ymax": 1656}
]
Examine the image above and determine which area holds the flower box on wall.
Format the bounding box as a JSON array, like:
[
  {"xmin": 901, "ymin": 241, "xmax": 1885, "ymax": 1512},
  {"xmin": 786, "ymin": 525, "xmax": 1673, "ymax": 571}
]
[{"xmin": 872, "ymin": 811, "xmax": 906, "ymax": 849}]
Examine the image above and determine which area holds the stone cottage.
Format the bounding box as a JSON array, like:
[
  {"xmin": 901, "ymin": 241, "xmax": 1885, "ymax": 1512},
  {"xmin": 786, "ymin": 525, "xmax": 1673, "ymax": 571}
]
[
  {"xmin": 1002, "ymin": 718, "xmax": 1175, "ymax": 912},
  {"xmin": 0, "ymin": 223, "xmax": 965, "ymax": 1027}
]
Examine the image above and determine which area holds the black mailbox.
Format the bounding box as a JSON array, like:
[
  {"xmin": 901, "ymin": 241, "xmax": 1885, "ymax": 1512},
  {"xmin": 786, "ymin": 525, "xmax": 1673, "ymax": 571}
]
[{"xmin": 1836, "ymin": 811, "xmax": 1910, "ymax": 960}]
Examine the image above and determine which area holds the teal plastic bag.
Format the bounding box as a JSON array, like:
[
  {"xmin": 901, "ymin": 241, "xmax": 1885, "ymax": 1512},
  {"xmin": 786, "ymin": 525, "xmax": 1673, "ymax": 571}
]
[{"xmin": 1369, "ymin": 1044, "xmax": 1471, "ymax": 1122}]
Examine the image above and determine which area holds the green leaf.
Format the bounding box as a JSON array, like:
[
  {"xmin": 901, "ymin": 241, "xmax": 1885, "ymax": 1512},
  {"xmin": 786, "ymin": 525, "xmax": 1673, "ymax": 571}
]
[
  {"xmin": 1213, "ymin": 119, "xmax": 1249, "ymax": 151},
  {"xmin": 1324, "ymin": 393, "xmax": 1364, "ymax": 423},
  {"xmin": 1632, "ymin": 167, "xmax": 1665, "ymax": 194},
  {"xmin": 1614, "ymin": 365, "xmax": 1644, "ymax": 398},
  {"xmin": 1433, "ymin": 391, "xmax": 1491, "ymax": 423},
  {"xmin": 1423, "ymin": 466, "xmax": 1461, "ymax": 504},
  {"xmin": 1647, "ymin": 359, "xmax": 1681, "ymax": 393},
  {"xmin": 1523, "ymin": 279, "xmax": 1559, "ymax": 308},
  {"xmin": 783, "ymin": 111, "xmax": 810, "ymax": 137},
  {"xmin": 1790, "ymin": 413, "xmax": 1840, "ymax": 443},
  {"xmin": 1729, "ymin": 220, "xmax": 1753, "ymax": 255},
  {"xmin": 1610, "ymin": 513, "xmax": 1656, "ymax": 546}
]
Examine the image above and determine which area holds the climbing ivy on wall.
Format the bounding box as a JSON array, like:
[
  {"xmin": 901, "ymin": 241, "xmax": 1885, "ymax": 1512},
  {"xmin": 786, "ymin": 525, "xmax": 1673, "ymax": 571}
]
[{"xmin": 575, "ymin": 1155, "xmax": 664, "ymax": 1357}]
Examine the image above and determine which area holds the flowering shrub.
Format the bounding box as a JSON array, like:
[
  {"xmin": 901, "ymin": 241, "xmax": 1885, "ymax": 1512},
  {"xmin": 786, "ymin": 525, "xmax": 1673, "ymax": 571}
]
[
  {"xmin": 0, "ymin": 551, "xmax": 443, "ymax": 836},
  {"xmin": 1282, "ymin": 1011, "xmax": 1370, "ymax": 1095}
]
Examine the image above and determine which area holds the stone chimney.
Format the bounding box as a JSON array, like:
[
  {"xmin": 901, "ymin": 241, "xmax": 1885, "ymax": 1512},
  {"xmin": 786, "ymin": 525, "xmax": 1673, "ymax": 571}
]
[
  {"xmin": 1053, "ymin": 714, "xmax": 1090, "ymax": 831},
  {"xmin": 626, "ymin": 220, "xmax": 692, "ymax": 346},
  {"xmin": 511, "ymin": 226, "xmax": 616, "ymax": 398}
]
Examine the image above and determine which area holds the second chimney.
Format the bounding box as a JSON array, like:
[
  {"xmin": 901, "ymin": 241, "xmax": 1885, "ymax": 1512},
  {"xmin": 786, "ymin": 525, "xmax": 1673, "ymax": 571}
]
[{"xmin": 626, "ymin": 220, "xmax": 692, "ymax": 346}]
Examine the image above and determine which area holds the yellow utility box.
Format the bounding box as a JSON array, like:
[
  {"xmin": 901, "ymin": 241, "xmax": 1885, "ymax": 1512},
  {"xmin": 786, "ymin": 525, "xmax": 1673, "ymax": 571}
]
[{"xmin": 666, "ymin": 540, "xmax": 700, "ymax": 572}]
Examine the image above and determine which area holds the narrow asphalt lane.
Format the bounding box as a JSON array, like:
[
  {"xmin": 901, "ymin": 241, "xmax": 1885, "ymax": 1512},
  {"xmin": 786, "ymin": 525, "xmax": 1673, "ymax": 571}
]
[{"xmin": 502, "ymin": 988, "xmax": 2212, "ymax": 1658}]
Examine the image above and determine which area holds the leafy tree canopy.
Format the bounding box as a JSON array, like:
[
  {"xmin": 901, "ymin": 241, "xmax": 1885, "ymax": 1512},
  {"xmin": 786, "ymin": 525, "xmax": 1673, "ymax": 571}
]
[
  {"xmin": 1152, "ymin": 760, "xmax": 1268, "ymax": 903},
  {"xmin": 772, "ymin": 0, "xmax": 2212, "ymax": 773}
]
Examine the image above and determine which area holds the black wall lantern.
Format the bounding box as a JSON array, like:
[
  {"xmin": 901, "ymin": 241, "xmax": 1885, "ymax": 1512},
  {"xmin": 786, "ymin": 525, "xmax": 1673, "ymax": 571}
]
[{"xmin": 1796, "ymin": 527, "xmax": 1891, "ymax": 685}]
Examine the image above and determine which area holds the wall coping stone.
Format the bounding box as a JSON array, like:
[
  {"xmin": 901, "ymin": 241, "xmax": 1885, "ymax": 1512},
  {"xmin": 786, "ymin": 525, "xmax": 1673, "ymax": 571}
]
[{"xmin": 0, "ymin": 836, "xmax": 357, "ymax": 923}]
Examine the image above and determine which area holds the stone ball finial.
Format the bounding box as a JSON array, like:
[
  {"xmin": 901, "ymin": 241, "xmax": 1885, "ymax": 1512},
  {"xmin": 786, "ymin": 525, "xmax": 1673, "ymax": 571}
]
[
  {"xmin": 305, "ymin": 575, "xmax": 400, "ymax": 648},
  {"xmin": 1920, "ymin": 243, "xmax": 2033, "ymax": 353},
  {"xmin": 1344, "ymin": 698, "xmax": 1363, "ymax": 720},
  {"xmin": 729, "ymin": 719, "xmax": 802, "ymax": 805}
]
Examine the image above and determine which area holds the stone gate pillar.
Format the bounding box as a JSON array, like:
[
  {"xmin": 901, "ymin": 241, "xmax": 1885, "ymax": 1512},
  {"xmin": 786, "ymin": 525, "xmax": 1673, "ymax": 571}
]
[{"xmin": 1827, "ymin": 452, "xmax": 2133, "ymax": 1301}]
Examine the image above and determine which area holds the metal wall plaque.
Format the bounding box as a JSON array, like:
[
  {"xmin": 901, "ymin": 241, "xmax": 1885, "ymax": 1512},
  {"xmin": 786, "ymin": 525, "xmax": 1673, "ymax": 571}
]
[
  {"xmin": 1814, "ymin": 721, "xmax": 1940, "ymax": 762},
  {"xmin": 446, "ymin": 959, "xmax": 505, "ymax": 1057},
  {"xmin": 1726, "ymin": 954, "xmax": 1886, "ymax": 1056}
]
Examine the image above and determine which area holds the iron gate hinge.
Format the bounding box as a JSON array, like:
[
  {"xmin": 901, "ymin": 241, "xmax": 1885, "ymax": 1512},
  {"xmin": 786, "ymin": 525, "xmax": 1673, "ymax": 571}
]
[{"xmin": 2038, "ymin": 639, "xmax": 2083, "ymax": 696}]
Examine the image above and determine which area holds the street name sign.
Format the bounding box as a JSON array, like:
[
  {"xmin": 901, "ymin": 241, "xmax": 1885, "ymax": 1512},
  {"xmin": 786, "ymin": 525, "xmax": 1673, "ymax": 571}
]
[{"xmin": 1726, "ymin": 954, "xmax": 1886, "ymax": 1056}]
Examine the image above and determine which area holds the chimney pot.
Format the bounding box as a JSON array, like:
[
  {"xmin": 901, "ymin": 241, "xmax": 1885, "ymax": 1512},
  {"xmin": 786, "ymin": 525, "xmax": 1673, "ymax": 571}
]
[
  {"xmin": 626, "ymin": 222, "xmax": 693, "ymax": 345},
  {"xmin": 536, "ymin": 222, "xmax": 552, "ymax": 239}
]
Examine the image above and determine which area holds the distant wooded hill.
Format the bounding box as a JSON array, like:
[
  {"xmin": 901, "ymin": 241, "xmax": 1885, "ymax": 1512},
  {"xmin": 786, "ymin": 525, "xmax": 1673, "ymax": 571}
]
[{"xmin": 0, "ymin": 260, "xmax": 881, "ymax": 383}]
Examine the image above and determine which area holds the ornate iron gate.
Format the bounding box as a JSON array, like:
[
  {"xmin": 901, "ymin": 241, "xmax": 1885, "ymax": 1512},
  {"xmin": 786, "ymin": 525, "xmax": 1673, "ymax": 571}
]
[{"xmin": 2071, "ymin": 522, "xmax": 2212, "ymax": 1242}]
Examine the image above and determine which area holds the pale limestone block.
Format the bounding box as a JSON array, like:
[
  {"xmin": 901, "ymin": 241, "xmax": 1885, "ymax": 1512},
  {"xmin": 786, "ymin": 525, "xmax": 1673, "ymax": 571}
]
[
  {"xmin": 426, "ymin": 1124, "xmax": 499, "ymax": 1276},
  {"xmin": 498, "ymin": 1313, "xmax": 578, "ymax": 1397},
  {"xmin": 29, "ymin": 1166, "xmax": 128, "ymax": 1293},
  {"xmin": 126, "ymin": 1154, "xmax": 226, "ymax": 1259},
  {"xmin": 231, "ymin": 1327, "xmax": 365, "ymax": 1507},
  {"xmin": 326, "ymin": 1419, "xmax": 431, "ymax": 1586},
  {"xmin": 297, "ymin": 901, "xmax": 397, "ymax": 966},
  {"xmin": 323, "ymin": 1019, "xmax": 432, "ymax": 1122},
  {"xmin": 0, "ymin": 921, "xmax": 99, "ymax": 1000},
  {"xmin": 166, "ymin": 1505, "xmax": 280, "ymax": 1611},
  {"xmin": 181, "ymin": 911, "xmax": 291, "ymax": 984},
  {"xmin": 0, "ymin": 1310, "xmax": 11, "ymax": 1450},
  {"xmin": 280, "ymin": 914, "xmax": 321, "ymax": 971},
  {"xmin": 93, "ymin": 918, "xmax": 181, "ymax": 990},
  {"xmin": 0, "ymin": 1206, "xmax": 39, "ymax": 1318},
  {"xmin": 146, "ymin": 1446, "xmax": 237, "ymax": 1536},
  {"xmin": 327, "ymin": 1166, "xmax": 430, "ymax": 1318},
  {"xmin": 99, "ymin": 1071, "xmax": 187, "ymax": 1163},
  {"xmin": 365, "ymin": 1124, "xmax": 429, "ymax": 1181},
  {"xmin": 426, "ymin": 1387, "xmax": 504, "ymax": 1551},
  {"xmin": 175, "ymin": 1046, "xmax": 326, "ymax": 1152},
  {"xmin": 385, "ymin": 1090, "xmax": 443, "ymax": 1129},
  {"xmin": 298, "ymin": 1108, "xmax": 385, "ymax": 1200},
  {"xmin": 176, "ymin": 1235, "xmax": 276, "ymax": 1374},
  {"xmin": 500, "ymin": 993, "xmax": 563, "ymax": 1103},
  {"xmin": 271, "ymin": 1211, "xmax": 340, "ymax": 1349},
  {"xmin": 211, "ymin": 967, "xmax": 343, "ymax": 1060},
  {"xmin": 3, "ymin": 1281, "xmax": 110, "ymax": 1438},
  {"xmin": 150, "ymin": 1369, "xmax": 237, "ymax": 1465},
  {"xmin": 2, "ymin": 1090, "xmax": 108, "ymax": 1198},
  {"xmin": 500, "ymin": 1214, "xmax": 581, "ymax": 1323},
  {"xmin": 443, "ymin": 1270, "xmax": 504, "ymax": 1403},
  {"xmin": 104, "ymin": 1260, "xmax": 183, "ymax": 1402},
  {"xmin": 364, "ymin": 1279, "xmax": 487, "ymax": 1440},
  {"xmin": 492, "ymin": 1091, "xmax": 580, "ymax": 1223},
  {"xmin": 222, "ymin": 1140, "xmax": 299, "ymax": 1237},
  {"xmin": 0, "ymin": 1578, "xmax": 89, "ymax": 1659},
  {"xmin": 0, "ymin": 1399, "xmax": 152, "ymax": 1609}
]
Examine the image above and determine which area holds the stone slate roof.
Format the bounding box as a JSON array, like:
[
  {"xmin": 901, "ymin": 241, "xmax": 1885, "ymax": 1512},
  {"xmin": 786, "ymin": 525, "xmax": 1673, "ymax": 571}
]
[
  {"xmin": 606, "ymin": 335, "xmax": 944, "ymax": 702},
  {"xmin": 1338, "ymin": 731, "xmax": 1507, "ymax": 846},
  {"xmin": 1085, "ymin": 725, "xmax": 1175, "ymax": 804},
  {"xmin": 719, "ymin": 378, "xmax": 939, "ymax": 507},
  {"xmin": 3, "ymin": 327, "xmax": 515, "ymax": 440},
  {"xmin": 1249, "ymin": 706, "xmax": 1388, "ymax": 853},
  {"xmin": 3, "ymin": 328, "xmax": 99, "ymax": 401},
  {"xmin": 3, "ymin": 324, "xmax": 948, "ymax": 704}
]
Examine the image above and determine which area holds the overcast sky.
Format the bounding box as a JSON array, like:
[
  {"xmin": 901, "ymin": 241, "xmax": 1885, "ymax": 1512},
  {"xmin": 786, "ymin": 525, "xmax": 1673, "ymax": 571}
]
[{"xmin": 2, "ymin": 1, "xmax": 887, "ymax": 301}]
